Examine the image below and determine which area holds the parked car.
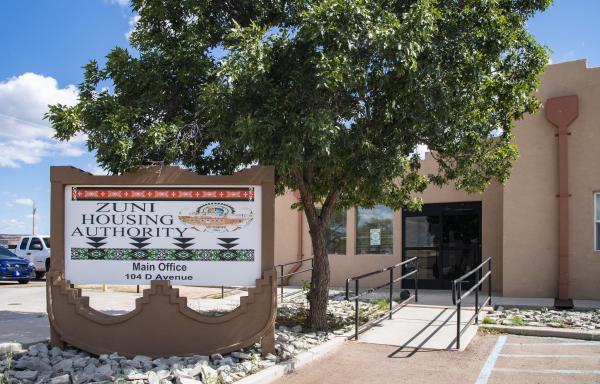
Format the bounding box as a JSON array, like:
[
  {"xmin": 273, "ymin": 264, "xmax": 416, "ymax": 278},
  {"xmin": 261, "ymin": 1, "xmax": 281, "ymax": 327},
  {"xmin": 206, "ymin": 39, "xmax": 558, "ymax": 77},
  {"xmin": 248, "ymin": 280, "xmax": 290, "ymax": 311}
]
[
  {"xmin": 0, "ymin": 247, "xmax": 35, "ymax": 284},
  {"xmin": 14, "ymin": 236, "xmax": 50, "ymax": 279}
]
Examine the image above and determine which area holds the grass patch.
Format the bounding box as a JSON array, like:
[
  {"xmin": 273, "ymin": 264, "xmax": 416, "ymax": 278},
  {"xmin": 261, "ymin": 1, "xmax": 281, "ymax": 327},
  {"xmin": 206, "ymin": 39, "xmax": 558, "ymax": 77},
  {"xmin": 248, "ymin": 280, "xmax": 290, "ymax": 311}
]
[
  {"xmin": 371, "ymin": 298, "xmax": 391, "ymax": 311},
  {"xmin": 482, "ymin": 316, "xmax": 496, "ymax": 325},
  {"xmin": 510, "ymin": 315, "xmax": 525, "ymax": 326}
]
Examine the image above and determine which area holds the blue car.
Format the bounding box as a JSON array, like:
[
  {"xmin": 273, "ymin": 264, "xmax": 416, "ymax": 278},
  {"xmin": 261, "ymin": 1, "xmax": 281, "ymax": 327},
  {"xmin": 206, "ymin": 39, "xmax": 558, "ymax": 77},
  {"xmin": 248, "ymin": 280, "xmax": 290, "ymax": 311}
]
[{"xmin": 0, "ymin": 247, "xmax": 35, "ymax": 284}]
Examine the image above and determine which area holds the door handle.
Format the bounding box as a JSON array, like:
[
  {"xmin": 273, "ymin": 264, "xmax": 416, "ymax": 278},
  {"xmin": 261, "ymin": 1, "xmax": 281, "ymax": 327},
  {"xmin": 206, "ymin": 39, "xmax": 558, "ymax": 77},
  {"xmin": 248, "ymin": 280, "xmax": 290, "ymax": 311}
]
[{"xmin": 26, "ymin": 253, "xmax": 31, "ymax": 255}]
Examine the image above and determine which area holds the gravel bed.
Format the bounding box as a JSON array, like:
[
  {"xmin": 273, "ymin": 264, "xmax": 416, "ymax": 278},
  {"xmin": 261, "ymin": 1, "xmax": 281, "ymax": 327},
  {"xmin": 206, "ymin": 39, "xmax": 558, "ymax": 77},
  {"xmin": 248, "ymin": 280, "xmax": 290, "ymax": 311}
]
[
  {"xmin": 0, "ymin": 295, "xmax": 383, "ymax": 384},
  {"xmin": 485, "ymin": 306, "xmax": 600, "ymax": 330}
]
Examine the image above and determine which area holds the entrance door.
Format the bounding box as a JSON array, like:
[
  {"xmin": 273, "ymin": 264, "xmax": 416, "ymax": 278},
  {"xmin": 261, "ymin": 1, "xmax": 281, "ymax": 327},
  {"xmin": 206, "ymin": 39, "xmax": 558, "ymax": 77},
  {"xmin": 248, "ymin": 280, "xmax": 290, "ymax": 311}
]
[{"xmin": 402, "ymin": 202, "xmax": 481, "ymax": 289}]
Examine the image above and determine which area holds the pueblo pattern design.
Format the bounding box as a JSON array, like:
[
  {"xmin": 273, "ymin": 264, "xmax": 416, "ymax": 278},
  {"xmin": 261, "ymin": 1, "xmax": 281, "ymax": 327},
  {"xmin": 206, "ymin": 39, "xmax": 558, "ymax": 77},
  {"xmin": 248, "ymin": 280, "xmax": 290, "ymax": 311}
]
[{"xmin": 71, "ymin": 187, "xmax": 255, "ymax": 201}]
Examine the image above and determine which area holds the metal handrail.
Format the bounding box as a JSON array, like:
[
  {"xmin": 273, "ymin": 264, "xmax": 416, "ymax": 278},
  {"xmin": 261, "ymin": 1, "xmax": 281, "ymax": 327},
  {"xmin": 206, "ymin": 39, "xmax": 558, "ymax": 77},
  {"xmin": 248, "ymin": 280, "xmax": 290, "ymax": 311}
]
[
  {"xmin": 453, "ymin": 257, "xmax": 492, "ymax": 350},
  {"xmin": 345, "ymin": 257, "xmax": 418, "ymax": 340},
  {"xmin": 274, "ymin": 257, "xmax": 314, "ymax": 302}
]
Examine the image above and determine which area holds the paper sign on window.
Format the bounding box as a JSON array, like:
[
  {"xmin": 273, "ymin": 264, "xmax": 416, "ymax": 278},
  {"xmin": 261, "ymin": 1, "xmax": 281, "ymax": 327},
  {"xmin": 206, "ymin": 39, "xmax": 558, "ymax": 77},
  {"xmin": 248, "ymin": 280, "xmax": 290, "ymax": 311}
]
[{"xmin": 370, "ymin": 228, "xmax": 381, "ymax": 246}]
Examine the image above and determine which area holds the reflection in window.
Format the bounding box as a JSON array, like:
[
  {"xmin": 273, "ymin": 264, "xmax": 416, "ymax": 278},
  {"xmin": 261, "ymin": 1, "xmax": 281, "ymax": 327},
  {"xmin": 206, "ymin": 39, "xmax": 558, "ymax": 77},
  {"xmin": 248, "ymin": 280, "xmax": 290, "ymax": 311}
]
[
  {"xmin": 326, "ymin": 209, "xmax": 347, "ymax": 255},
  {"xmin": 404, "ymin": 216, "xmax": 439, "ymax": 247},
  {"xmin": 356, "ymin": 205, "xmax": 393, "ymax": 255}
]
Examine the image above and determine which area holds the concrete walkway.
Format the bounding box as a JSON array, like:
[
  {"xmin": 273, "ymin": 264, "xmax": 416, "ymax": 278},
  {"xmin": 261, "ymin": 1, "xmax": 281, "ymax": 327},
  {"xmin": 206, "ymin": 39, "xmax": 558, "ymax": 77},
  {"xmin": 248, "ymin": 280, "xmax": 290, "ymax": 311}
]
[{"xmin": 358, "ymin": 305, "xmax": 478, "ymax": 351}]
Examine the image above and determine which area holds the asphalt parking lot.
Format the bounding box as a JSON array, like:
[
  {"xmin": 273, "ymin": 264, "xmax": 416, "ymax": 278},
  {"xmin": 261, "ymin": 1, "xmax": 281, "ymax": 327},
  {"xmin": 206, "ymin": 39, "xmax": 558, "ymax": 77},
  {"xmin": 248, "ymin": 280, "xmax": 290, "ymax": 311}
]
[{"xmin": 276, "ymin": 333, "xmax": 600, "ymax": 384}]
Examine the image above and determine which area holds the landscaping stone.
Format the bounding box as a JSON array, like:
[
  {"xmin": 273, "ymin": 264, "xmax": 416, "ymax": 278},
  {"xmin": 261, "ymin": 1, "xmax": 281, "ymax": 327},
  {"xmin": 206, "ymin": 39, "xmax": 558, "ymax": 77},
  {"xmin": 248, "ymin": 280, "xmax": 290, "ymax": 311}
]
[
  {"xmin": 0, "ymin": 295, "xmax": 385, "ymax": 383},
  {"xmin": 486, "ymin": 308, "xmax": 600, "ymax": 329}
]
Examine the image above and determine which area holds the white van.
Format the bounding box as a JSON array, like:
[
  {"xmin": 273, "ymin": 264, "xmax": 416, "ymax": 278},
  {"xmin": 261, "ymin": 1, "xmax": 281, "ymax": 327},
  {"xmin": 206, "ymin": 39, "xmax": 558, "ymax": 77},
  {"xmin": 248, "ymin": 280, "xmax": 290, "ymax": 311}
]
[{"xmin": 14, "ymin": 236, "xmax": 50, "ymax": 279}]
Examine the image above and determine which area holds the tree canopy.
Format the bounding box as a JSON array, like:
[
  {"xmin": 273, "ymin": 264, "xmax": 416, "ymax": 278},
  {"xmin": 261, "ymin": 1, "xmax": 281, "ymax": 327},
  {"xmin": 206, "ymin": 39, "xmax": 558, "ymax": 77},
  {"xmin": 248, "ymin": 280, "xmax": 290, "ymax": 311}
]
[{"xmin": 47, "ymin": 0, "xmax": 551, "ymax": 330}]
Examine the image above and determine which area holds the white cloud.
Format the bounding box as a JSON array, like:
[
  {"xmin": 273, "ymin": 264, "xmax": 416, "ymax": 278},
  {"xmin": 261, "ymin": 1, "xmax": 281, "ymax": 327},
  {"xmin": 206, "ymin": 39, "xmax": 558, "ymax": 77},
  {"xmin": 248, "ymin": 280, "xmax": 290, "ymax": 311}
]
[
  {"xmin": 13, "ymin": 198, "xmax": 34, "ymax": 206},
  {"xmin": 0, "ymin": 218, "xmax": 27, "ymax": 234},
  {"xmin": 126, "ymin": 14, "xmax": 140, "ymax": 40},
  {"xmin": 0, "ymin": 73, "xmax": 85, "ymax": 167},
  {"xmin": 109, "ymin": 0, "xmax": 130, "ymax": 6}
]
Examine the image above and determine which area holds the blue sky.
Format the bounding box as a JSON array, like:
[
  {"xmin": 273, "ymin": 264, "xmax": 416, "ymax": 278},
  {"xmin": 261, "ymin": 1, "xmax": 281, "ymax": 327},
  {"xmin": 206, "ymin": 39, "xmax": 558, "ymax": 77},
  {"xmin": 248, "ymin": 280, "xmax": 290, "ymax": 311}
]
[{"xmin": 0, "ymin": 0, "xmax": 598, "ymax": 235}]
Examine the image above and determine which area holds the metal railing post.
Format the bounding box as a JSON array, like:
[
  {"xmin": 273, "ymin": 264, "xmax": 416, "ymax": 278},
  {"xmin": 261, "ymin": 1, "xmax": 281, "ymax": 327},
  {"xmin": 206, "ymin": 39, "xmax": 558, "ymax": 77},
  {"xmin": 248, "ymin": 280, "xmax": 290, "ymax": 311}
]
[
  {"xmin": 280, "ymin": 265, "xmax": 284, "ymax": 302},
  {"xmin": 389, "ymin": 267, "xmax": 393, "ymax": 320},
  {"xmin": 475, "ymin": 269, "xmax": 479, "ymax": 325},
  {"xmin": 489, "ymin": 258, "xmax": 492, "ymax": 307},
  {"xmin": 345, "ymin": 278, "xmax": 350, "ymax": 301},
  {"xmin": 456, "ymin": 283, "xmax": 461, "ymax": 350},
  {"xmin": 221, "ymin": 285, "xmax": 224, "ymax": 299},
  {"xmin": 355, "ymin": 279, "xmax": 359, "ymax": 340},
  {"xmin": 414, "ymin": 260, "xmax": 419, "ymax": 303}
]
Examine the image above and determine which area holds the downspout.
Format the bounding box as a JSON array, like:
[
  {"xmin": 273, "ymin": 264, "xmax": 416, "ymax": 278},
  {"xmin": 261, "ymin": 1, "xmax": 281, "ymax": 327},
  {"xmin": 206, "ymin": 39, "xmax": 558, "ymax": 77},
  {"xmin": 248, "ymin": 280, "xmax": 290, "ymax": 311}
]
[
  {"xmin": 283, "ymin": 191, "xmax": 304, "ymax": 285},
  {"xmin": 545, "ymin": 95, "xmax": 578, "ymax": 309}
]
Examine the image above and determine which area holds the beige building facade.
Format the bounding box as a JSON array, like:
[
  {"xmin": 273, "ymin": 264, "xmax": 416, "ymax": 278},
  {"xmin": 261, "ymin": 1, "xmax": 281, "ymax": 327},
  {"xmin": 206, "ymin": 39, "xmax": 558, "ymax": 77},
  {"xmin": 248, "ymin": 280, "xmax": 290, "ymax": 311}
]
[{"xmin": 273, "ymin": 59, "xmax": 600, "ymax": 300}]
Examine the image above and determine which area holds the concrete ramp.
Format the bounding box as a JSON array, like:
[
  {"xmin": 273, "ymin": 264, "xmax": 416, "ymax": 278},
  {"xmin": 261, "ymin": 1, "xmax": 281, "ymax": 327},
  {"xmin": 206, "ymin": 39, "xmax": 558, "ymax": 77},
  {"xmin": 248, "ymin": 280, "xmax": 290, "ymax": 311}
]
[{"xmin": 356, "ymin": 305, "xmax": 478, "ymax": 351}]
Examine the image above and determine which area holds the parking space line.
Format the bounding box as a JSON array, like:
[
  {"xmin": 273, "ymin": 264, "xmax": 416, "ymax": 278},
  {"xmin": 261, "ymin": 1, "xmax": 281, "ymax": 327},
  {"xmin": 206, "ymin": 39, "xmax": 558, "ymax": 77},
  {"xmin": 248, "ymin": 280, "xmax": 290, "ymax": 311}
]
[
  {"xmin": 494, "ymin": 368, "xmax": 600, "ymax": 375},
  {"xmin": 499, "ymin": 354, "xmax": 600, "ymax": 358},
  {"xmin": 475, "ymin": 335, "xmax": 507, "ymax": 384},
  {"xmin": 505, "ymin": 342, "xmax": 600, "ymax": 346}
]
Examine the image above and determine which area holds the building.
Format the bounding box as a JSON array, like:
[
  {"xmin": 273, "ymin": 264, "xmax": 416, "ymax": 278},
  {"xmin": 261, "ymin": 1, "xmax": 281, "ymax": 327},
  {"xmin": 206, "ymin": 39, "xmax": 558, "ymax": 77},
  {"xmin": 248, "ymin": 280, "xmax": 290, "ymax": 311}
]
[
  {"xmin": 273, "ymin": 59, "xmax": 600, "ymax": 302},
  {"xmin": 0, "ymin": 234, "xmax": 27, "ymax": 249}
]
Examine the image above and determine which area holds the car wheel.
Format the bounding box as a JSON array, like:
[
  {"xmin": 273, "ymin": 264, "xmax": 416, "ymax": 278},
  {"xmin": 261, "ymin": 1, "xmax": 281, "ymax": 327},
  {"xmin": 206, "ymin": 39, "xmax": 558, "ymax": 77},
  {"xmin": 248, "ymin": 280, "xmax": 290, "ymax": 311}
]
[
  {"xmin": 18, "ymin": 279, "xmax": 30, "ymax": 284},
  {"xmin": 35, "ymin": 271, "xmax": 45, "ymax": 279}
]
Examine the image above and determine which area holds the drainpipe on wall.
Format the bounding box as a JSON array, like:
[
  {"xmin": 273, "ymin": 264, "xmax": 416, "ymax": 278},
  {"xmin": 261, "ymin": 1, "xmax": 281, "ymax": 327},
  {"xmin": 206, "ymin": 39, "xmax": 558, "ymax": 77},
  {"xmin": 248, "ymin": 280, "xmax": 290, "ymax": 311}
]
[
  {"xmin": 283, "ymin": 191, "xmax": 304, "ymax": 285},
  {"xmin": 545, "ymin": 95, "xmax": 578, "ymax": 309}
]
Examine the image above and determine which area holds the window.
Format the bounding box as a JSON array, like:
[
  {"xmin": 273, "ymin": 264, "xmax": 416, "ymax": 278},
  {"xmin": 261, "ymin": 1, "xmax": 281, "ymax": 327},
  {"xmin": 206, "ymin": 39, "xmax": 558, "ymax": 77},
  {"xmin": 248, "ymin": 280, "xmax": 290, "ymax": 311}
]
[
  {"xmin": 19, "ymin": 238, "xmax": 29, "ymax": 250},
  {"xmin": 356, "ymin": 205, "xmax": 394, "ymax": 254},
  {"xmin": 29, "ymin": 237, "xmax": 43, "ymax": 251},
  {"xmin": 43, "ymin": 237, "xmax": 50, "ymax": 248},
  {"xmin": 595, "ymin": 193, "xmax": 600, "ymax": 251},
  {"xmin": 326, "ymin": 209, "xmax": 347, "ymax": 255}
]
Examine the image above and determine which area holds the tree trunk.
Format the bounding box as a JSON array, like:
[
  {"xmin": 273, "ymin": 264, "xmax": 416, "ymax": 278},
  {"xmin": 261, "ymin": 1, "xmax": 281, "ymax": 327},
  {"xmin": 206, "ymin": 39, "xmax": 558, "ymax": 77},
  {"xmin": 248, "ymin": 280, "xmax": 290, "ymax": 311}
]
[{"xmin": 305, "ymin": 217, "xmax": 330, "ymax": 331}]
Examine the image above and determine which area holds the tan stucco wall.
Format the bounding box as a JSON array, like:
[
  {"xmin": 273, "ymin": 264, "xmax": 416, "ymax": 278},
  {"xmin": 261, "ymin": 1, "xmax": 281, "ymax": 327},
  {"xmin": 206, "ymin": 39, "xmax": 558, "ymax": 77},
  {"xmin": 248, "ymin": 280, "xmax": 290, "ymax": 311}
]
[
  {"xmin": 415, "ymin": 155, "xmax": 504, "ymax": 294},
  {"xmin": 503, "ymin": 60, "xmax": 600, "ymax": 299},
  {"xmin": 273, "ymin": 59, "xmax": 600, "ymax": 299},
  {"xmin": 274, "ymin": 154, "xmax": 504, "ymax": 290}
]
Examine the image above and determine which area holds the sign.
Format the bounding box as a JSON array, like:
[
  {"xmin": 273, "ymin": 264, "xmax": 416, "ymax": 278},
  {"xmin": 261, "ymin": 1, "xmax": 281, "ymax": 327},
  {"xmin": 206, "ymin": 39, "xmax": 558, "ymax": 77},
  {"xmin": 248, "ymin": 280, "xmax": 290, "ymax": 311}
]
[
  {"xmin": 369, "ymin": 228, "xmax": 381, "ymax": 246},
  {"xmin": 64, "ymin": 185, "xmax": 262, "ymax": 286}
]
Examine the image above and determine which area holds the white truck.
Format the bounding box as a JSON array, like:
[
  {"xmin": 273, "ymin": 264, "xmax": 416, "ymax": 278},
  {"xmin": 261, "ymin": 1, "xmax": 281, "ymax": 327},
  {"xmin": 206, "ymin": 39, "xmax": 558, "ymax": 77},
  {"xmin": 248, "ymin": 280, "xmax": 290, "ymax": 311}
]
[{"xmin": 14, "ymin": 236, "xmax": 50, "ymax": 279}]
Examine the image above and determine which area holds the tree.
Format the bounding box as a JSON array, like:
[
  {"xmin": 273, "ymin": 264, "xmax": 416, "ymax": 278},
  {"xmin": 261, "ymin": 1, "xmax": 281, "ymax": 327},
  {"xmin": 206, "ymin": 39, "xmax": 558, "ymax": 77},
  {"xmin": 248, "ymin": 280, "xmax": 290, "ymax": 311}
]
[{"xmin": 47, "ymin": 0, "xmax": 551, "ymax": 331}]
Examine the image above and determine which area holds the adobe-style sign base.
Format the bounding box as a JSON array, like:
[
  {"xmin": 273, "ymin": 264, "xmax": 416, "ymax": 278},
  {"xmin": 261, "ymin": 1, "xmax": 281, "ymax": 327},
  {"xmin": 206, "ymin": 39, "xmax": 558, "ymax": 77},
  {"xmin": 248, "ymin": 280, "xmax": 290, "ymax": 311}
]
[
  {"xmin": 47, "ymin": 271, "xmax": 276, "ymax": 358},
  {"xmin": 48, "ymin": 166, "xmax": 277, "ymax": 358}
]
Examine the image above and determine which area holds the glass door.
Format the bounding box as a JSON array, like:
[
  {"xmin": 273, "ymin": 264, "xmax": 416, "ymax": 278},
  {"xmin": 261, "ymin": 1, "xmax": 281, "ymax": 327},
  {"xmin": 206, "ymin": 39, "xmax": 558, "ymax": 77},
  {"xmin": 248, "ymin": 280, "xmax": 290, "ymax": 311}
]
[{"xmin": 402, "ymin": 202, "xmax": 481, "ymax": 289}]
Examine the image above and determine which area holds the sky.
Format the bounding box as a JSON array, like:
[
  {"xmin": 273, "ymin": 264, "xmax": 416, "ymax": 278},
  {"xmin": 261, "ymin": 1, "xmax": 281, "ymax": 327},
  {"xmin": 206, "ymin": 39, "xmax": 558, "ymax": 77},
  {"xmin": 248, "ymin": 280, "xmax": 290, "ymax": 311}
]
[{"xmin": 0, "ymin": 0, "xmax": 598, "ymax": 235}]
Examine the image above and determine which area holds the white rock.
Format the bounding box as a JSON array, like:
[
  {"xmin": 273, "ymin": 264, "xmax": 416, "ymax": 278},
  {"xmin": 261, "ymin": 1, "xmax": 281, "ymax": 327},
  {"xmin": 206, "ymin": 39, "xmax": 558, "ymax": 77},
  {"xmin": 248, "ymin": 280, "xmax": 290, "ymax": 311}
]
[
  {"xmin": 0, "ymin": 342, "xmax": 24, "ymax": 355},
  {"xmin": 200, "ymin": 364, "xmax": 218, "ymax": 382},
  {"xmin": 264, "ymin": 353, "xmax": 277, "ymax": 362},
  {"xmin": 177, "ymin": 377, "xmax": 203, "ymax": 384},
  {"xmin": 53, "ymin": 358, "xmax": 74, "ymax": 373},
  {"xmin": 147, "ymin": 371, "xmax": 160, "ymax": 384},
  {"xmin": 231, "ymin": 351, "xmax": 252, "ymax": 360},
  {"xmin": 14, "ymin": 370, "xmax": 38, "ymax": 381},
  {"xmin": 50, "ymin": 374, "xmax": 71, "ymax": 384}
]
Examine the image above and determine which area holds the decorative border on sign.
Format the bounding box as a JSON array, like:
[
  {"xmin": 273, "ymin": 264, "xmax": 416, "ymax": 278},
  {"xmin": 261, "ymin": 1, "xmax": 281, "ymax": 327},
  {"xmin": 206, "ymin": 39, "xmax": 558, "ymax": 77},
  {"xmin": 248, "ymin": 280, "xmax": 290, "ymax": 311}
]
[
  {"xmin": 71, "ymin": 187, "xmax": 255, "ymax": 201},
  {"xmin": 70, "ymin": 248, "xmax": 255, "ymax": 262}
]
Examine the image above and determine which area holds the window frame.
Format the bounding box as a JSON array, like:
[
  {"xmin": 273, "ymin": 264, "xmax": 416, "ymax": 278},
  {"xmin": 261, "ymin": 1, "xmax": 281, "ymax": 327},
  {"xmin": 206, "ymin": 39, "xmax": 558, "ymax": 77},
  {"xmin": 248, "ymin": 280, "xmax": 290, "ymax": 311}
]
[
  {"xmin": 595, "ymin": 193, "xmax": 600, "ymax": 252},
  {"xmin": 325, "ymin": 209, "xmax": 347, "ymax": 256},
  {"xmin": 355, "ymin": 205, "xmax": 394, "ymax": 256}
]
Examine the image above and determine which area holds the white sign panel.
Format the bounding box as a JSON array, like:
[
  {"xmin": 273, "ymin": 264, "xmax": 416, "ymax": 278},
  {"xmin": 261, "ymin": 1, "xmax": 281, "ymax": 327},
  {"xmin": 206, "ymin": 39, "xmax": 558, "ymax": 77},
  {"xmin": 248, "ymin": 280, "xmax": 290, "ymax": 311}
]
[
  {"xmin": 369, "ymin": 228, "xmax": 381, "ymax": 246},
  {"xmin": 64, "ymin": 185, "xmax": 261, "ymax": 286}
]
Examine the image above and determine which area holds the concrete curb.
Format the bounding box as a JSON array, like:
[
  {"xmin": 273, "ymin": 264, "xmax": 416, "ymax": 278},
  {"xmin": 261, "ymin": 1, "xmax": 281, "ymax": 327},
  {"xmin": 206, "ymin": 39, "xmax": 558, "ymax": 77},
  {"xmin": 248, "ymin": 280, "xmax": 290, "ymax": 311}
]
[
  {"xmin": 236, "ymin": 336, "xmax": 347, "ymax": 384},
  {"xmin": 479, "ymin": 324, "xmax": 600, "ymax": 341}
]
